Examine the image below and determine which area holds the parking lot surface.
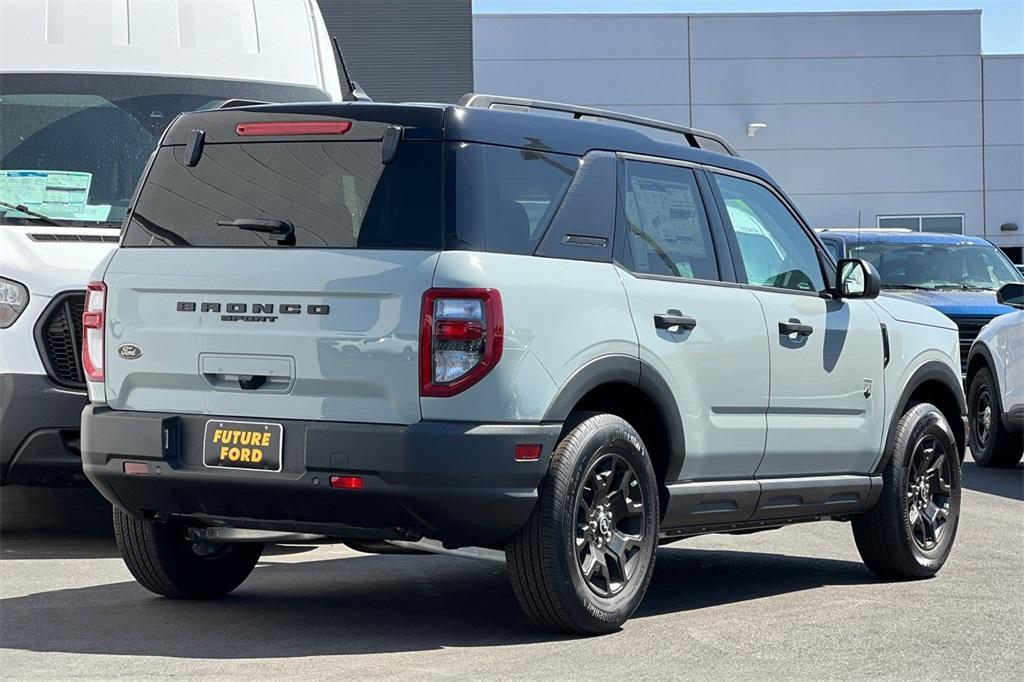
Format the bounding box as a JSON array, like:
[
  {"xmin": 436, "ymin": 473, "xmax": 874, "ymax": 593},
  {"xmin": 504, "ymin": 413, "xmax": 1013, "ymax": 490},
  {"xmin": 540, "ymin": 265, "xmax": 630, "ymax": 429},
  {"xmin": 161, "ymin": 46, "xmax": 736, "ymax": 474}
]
[{"xmin": 1, "ymin": 455, "xmax": 1021, "ymax": 680}]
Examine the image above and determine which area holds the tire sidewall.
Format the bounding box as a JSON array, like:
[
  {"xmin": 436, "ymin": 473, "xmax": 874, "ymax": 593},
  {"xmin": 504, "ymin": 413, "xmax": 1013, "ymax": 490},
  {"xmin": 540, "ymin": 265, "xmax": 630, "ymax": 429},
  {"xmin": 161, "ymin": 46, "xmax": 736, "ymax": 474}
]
[
  {"xmin": 890, "ymin": 405, "xmax": 962, "ymax": 573},
  {"xmin": 968, "ymin": 367, "xmax": 996, "ymax": 465},
  {"xmin": 555, "ymin": 417, "xmax": 659, "ymax": 624}
]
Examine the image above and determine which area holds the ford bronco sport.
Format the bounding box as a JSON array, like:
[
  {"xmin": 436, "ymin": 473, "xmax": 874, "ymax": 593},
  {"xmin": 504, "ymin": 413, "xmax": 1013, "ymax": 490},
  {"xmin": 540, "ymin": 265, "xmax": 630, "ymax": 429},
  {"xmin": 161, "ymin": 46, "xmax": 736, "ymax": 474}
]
[{"xmin": 82, "ymin": 95, "xmax": 968, "ymax": 635}]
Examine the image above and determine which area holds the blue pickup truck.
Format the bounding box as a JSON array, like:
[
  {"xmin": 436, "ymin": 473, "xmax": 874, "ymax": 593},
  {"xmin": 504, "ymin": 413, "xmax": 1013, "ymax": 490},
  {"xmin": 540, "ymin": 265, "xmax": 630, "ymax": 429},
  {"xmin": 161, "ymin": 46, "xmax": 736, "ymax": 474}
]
[{"xmin": 816, "ymin": 230, "xmax": 1024, "ymax": 373}]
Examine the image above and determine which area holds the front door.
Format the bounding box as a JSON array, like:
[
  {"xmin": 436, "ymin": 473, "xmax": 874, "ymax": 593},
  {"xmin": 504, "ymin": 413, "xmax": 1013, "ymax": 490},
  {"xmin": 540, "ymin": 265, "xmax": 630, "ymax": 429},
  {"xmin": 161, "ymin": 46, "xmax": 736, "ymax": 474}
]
[{"xmin": 711, "ymin": 171, "xmax": 885, "ymax": 476}]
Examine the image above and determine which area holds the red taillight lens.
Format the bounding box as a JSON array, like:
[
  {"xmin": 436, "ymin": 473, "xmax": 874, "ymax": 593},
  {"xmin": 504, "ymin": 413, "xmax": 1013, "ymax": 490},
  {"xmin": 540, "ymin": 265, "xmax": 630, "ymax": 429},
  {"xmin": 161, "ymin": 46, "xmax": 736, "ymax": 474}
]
[
  {"xmin": 420, "ymin": 288, "xmax": 503, "ymax": 398},
  {"xmin": 235, "ymin": 121, "xmax": 352, "ymax": 136},
  {"xmin": 329, "ymin": 475, "xmax": 363, "ymax": 490},
  {"xmin": 82, "ymin": 281, "xmax": 106, "ymax": 382}
]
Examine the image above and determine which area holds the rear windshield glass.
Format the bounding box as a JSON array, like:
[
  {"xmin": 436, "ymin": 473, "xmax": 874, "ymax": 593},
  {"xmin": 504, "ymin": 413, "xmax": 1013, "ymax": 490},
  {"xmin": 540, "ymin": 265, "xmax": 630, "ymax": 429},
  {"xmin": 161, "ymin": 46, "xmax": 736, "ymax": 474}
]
[
  {"xmin": 452, "ymin": 143, "xmax": 579, "ymax": 255},
  {"xmin": 123, "ymin": 140, "xmax": 443, "ymax": 248}
]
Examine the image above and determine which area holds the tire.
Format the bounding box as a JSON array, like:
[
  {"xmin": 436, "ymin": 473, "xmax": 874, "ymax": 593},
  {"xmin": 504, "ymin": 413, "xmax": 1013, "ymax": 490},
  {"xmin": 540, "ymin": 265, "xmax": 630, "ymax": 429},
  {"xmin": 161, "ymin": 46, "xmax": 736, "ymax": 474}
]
[
  {"xmin": 113, "ymin": 507, "xmax": 263, "ymax": 599},
  {"xmin": 968, "ymin": 366, "xmax": 1023, "ymax": 468},
  {"xmin": 852, "ymin": 403, "xmax": 961, "ymax": 579},
  {"xmin": 506, "ymin": 413, "xmax": 659, "ymax": 635}
]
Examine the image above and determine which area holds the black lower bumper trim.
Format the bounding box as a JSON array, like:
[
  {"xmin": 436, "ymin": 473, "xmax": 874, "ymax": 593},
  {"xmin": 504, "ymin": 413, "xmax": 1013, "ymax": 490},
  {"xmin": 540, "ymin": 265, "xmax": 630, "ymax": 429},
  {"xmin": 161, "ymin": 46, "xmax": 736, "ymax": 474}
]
[
  {"xmin": 1, "ymin": 373, "xmax": 88, "ymax": 485},
  {"xmin": 82, "ymin": 406, "xmax": 561, "ymax": 547}
]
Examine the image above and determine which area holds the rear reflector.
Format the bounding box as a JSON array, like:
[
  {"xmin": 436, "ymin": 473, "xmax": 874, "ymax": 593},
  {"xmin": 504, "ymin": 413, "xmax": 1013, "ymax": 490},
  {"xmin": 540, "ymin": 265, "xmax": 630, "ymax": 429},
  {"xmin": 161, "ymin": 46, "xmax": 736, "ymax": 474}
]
[
  {"xmin": 329, "ymin": 475, "xmax": 364, "ymax": 490},
  {"xmin": 123, "ymin": 462, "xmax": 149, "ymax": 475},
  {"xmin": 514, "ymin": 444, "xmax": 542, "ymax": 462},
  {"xmin": 235, "ymin": 121, "xmax": 352, "ymax": 136}
]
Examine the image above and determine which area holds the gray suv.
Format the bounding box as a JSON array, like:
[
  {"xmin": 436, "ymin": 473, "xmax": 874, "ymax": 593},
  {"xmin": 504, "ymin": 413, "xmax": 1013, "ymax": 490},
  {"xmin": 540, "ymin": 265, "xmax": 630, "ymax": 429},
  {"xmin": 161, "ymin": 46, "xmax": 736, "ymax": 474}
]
[{"xmin": 82, "ymin": 95, "xmax": 967, "ymax": 635}]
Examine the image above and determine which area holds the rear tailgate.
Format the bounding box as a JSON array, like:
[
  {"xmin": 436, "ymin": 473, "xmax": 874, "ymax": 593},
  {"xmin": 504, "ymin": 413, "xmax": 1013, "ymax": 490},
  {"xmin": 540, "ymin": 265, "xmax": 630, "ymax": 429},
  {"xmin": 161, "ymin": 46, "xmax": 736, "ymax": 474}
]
[{"xmin": 102, "ymin": 107, "xmax": 444, "ymax": 425}]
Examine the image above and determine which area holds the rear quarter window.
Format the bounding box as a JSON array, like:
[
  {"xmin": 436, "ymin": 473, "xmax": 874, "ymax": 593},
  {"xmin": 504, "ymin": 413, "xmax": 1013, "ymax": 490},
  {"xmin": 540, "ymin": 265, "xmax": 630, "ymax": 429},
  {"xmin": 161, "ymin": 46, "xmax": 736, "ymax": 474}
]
[{"xmin": 452, "ymin": 143, "xmax": 579, "ymax": 255}]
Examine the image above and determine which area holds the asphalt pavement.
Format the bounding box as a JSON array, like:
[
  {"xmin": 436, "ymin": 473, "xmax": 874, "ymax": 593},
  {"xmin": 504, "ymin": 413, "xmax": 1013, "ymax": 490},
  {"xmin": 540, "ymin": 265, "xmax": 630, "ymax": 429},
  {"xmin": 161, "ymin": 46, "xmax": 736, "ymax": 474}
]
[{"xmin": 1, "ymin": 455, "xmax": 1021, "ymax": 680}]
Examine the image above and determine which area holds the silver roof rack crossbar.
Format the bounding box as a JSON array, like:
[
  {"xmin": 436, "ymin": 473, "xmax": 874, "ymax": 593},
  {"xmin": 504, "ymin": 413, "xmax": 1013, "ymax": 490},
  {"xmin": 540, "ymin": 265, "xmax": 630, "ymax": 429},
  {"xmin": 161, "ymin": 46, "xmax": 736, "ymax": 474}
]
[{"xmin": 458, "ymin": 93, "xmax": 738, "ymax": 157}]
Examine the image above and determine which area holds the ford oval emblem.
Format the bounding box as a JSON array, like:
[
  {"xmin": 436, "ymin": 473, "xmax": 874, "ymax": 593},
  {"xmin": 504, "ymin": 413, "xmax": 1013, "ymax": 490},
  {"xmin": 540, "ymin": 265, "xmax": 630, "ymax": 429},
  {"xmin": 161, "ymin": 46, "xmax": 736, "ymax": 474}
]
[{"xmin": 117, "ymin": 343, "xmax": 143, "ymax": 360}]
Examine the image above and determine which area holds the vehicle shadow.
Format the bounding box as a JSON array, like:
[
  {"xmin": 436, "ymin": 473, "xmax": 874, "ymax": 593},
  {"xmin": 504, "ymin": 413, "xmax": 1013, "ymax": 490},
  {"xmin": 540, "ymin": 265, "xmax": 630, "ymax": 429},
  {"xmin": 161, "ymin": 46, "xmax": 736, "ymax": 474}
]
[
  {"xmin": 960, "ymin": 459, "xmax": 1023, "ymax": 502},
  {"xmin": 0, "ymin": 485, "xmax": 117, "ymax": 560},
  {"xmin": 0, "ymin": 546, "xmax": 876, "ymax": 658}
]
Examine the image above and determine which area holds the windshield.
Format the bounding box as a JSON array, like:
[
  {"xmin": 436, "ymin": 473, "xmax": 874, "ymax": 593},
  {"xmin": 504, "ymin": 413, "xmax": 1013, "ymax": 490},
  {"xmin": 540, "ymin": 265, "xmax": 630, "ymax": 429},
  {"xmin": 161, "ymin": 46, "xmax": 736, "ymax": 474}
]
[
  {"xmin": 848, "ymin": 241, "xmax": 1023, "ymax": 291},
  {"xmin": 0, "ymin": 73, "xmax": 329, "ymax": 227}
]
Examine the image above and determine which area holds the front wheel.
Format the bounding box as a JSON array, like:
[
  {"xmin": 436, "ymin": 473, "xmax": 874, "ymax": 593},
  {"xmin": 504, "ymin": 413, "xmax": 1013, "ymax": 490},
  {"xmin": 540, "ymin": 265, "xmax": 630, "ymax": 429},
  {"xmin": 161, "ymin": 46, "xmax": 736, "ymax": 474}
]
[
  {"xmin": 113, "ymin": 507, "xmax": 263, "ymax": 599},
  {"xmin": 968, "ymin": 367, "xmax": 1023, "ymax": 468},
  {"xmin": 506, "ymin": 414, "xmax": 659, "ymax": 635},
  {"xmin": 852, "ymin": 403, "xmax": 961, "ymax": 579}
]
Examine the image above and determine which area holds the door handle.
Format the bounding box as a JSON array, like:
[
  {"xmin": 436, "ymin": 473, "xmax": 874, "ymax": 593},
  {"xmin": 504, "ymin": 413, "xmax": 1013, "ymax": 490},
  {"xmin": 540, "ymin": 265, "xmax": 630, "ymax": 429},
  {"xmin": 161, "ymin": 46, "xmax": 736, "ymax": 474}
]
[
  {"xmin": 778, "ymin": 321, "xmax": 814, "ymax": 337},
  {"xmin": 654, "ymin": 313, "xmax": 697, "ymax": 332}
]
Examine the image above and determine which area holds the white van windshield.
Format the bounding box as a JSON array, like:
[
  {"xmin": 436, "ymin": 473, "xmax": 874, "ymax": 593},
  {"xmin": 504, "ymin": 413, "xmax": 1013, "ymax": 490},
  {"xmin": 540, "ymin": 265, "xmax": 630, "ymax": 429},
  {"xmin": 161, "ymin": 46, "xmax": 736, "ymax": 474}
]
[{"xmin": 0, "ymin": 73, "xmax": 329, "ymax": 227}]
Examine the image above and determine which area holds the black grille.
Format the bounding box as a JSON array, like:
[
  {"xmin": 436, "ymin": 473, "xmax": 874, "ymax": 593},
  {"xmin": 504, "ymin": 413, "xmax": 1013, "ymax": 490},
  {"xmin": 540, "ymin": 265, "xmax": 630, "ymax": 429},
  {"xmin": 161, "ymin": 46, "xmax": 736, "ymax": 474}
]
[
  {"xmin": 35, "ymin": 292, "xmax": 86, "ymax": 388},
  {"xmin": 951, "ymin": 316, "xmax": 991, "ymax": 374}
]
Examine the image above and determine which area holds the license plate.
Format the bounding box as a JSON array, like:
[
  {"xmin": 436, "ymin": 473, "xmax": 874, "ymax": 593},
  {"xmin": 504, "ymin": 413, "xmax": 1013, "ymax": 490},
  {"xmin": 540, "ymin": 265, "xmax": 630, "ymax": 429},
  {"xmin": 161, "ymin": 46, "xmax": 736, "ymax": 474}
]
[{"xmin": 203, "ymin": 420, "xmax": 283, "ymax": 472}]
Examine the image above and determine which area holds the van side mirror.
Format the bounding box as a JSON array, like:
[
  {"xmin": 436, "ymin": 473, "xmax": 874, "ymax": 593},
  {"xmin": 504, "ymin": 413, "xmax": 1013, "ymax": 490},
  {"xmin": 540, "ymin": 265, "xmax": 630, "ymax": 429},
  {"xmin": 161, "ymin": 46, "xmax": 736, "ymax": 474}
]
[
  {"xmin": 837, "ymin": 258, "xmax": 881, "ymax": 300},
  {"xmin": 996, "ymin": 282, "xmax": 1024, "ymax": 309}
]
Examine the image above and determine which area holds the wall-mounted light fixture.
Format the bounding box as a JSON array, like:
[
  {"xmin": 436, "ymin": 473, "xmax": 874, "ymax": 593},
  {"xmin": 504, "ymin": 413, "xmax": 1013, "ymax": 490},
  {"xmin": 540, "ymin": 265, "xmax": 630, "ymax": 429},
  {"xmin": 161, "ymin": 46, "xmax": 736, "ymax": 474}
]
[{"xmin": 747, "ymin": 122, "xmax": 767, "ymax": 138}]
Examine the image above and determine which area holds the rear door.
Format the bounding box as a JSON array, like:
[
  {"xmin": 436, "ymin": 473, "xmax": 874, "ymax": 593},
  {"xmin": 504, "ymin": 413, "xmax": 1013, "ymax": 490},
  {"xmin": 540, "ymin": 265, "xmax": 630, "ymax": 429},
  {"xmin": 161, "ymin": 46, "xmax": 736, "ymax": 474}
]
[
  {"xmin": 103, "ymin": 113, "xmax": 444, "ymax": 425},
  {"xmin": 615, "ymin": 157, "xmax": 769, "ymax": 482}
]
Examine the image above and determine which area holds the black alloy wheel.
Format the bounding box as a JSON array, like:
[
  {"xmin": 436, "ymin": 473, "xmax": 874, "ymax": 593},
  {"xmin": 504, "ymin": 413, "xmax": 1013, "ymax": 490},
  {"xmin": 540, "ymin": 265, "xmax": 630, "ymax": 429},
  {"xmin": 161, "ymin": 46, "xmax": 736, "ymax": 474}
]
[
  {"xmin": 574, "ymin": 453, "xmax": 647, "ymax": 598},
  {"xmin": 905, "ymin": 434, "xmax": 953, "ymax": 551}
]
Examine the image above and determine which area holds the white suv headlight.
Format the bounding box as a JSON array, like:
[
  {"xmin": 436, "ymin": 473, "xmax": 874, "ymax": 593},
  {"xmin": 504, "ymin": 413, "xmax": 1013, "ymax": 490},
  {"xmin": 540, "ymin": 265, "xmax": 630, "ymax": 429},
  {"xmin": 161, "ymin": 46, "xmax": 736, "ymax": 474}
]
[{"xmin": 0, "ymin": 277, "xmax": 29, "ymax": 328}]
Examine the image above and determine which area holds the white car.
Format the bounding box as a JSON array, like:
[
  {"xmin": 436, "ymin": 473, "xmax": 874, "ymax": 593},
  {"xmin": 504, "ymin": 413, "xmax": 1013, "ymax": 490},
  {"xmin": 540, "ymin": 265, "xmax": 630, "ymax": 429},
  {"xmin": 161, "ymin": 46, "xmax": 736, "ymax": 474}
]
[
  {"xmin": 0, "ymin": 0, "xmax": 344, "ymax": 485},
  {"xmin": 966, "ymin": 282, "xmax": 1024, "ymax": 467}
]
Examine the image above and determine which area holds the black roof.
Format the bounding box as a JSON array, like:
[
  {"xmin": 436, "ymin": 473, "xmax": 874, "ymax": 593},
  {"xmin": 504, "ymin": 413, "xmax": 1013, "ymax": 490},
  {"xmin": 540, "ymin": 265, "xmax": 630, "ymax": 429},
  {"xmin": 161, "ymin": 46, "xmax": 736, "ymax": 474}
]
[{"xmin": 164, "ymin": 99, "xmax": 777, "ymax": 189}]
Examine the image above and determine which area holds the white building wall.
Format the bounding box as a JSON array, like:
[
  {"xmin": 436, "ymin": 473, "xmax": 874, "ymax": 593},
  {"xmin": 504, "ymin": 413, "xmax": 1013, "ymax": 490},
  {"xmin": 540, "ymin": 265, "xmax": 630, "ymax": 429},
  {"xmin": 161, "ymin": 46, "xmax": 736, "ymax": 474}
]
[
  {"xmin": 473, "ymin": 10, "xmax": 1023, "ymax": 258},
  {"xmin": 983, "ymin": 55, "xmax": 1024, "ymax": 251}
]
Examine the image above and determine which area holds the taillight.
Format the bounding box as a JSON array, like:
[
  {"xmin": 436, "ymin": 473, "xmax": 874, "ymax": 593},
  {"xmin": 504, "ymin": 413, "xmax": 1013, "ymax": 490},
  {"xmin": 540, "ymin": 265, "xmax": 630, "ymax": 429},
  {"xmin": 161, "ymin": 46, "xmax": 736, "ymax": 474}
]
[
  {"xmin": 82, "ymin": 281, "xmax": 106, "ymax": 382},
  {"xmin": 420, "ymin": 288, "xmax": 503, "ymax": 397}
]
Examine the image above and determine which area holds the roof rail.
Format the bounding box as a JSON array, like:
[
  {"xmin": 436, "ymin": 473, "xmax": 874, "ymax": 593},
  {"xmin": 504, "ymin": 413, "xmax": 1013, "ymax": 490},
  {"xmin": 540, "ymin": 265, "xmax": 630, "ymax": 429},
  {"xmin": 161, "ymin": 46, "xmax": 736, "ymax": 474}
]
[{"xmin": 458, "ymin": 93, "xmax": 739, "ymax": 157}]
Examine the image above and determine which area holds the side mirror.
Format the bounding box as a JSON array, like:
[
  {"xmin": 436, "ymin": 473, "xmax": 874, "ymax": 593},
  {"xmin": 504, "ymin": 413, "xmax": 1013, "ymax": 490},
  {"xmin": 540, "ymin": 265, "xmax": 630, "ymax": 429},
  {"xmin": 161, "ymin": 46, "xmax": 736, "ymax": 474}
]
[
  {"xmin": 996, "ymin": 282, "xmax": 1024, "ymax": 309},
  {"xmin": 837, "ymin": 258, "xmax": 881, "ymax": 300}
]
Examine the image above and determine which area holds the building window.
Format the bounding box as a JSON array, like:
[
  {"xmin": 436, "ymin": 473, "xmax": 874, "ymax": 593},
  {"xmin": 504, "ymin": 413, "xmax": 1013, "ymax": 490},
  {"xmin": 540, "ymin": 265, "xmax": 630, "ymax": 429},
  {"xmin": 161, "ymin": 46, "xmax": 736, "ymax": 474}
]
[{"xmin": 877, "ymin": 214, "xmax": 964, "ymax": 234}]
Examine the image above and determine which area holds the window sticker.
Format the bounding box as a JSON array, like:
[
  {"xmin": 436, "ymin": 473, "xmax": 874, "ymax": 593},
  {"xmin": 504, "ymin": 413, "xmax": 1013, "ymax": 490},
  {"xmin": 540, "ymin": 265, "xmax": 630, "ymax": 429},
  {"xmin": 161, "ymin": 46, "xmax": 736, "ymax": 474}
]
[
  {"xmin": 629, "ymin": 177, "xmax": 707, "ymax": 259},
  {"xmin": 0, "ymin": 169, "xmax": 103, "ymax": 220}
]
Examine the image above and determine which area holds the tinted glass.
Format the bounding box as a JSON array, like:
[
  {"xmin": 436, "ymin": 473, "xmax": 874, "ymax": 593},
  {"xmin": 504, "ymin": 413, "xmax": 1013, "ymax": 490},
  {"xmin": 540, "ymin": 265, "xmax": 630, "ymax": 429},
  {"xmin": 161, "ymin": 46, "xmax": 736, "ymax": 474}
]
[
  {"xmin": 878, "ymin": 217, "xmax": 920, "ymax": 230},
  {"xmin": 622, "ymin": 161, "xmax": 718, "ymax": 280},
  {"xmin": 453, "ymin": 143, "xmax": 578, "ymax": 255},
  {"xmin": 822, "ymin": 239, "xmax": 842, "ymax": 261},
  {"xmin": 123, "ymin": 141, "xmax": 443, "ymax": 248},
  {"xmin": 921, "ymin": 216, "xmax": 964, "ymax": 234},
  {"xmin": 714, "ymin": 174, "xmax": 825, "ymax": 293},
  {"xmin": 0, "ymin": 73, "xmax": 329, "ymax": 227},
  {"xmin": 848, "ymin": 241, "xmax": 1023, "ymax": 290}
]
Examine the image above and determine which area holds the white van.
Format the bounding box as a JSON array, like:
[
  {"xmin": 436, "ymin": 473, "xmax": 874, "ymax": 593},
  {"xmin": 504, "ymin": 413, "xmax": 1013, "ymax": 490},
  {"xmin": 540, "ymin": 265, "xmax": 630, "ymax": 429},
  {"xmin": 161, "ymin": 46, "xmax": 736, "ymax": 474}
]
[{"xmin": 0, "ymin": 0, "xmax": 344, "ymax": 485}]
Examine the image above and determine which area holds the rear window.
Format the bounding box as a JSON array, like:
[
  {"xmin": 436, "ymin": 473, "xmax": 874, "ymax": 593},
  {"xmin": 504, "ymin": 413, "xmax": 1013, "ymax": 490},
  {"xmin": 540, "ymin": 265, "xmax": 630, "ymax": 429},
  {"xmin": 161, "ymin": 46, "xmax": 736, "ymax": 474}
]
[{"xmin": 123, "ymin": 140, "xmax": 443, "ymax": 248}]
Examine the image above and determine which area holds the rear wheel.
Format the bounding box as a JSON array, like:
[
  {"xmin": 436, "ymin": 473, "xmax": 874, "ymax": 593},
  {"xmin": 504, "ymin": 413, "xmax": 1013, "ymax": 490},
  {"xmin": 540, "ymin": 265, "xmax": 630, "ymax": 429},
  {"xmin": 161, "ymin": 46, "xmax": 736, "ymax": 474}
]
[
  {"xmin": 853, "ymin": 403, "xmax": 961, "ymax": 579},
  {"xmin": 968, "ymin": 367, "xmax": 1023, "ymax": 468},
  {"xmin": 506, "ymin": 414, "xmax": 659, "ymax": 635},
  {"xmin": 113, "ymin": 507, "xmax": 263, "ymax": 599}
]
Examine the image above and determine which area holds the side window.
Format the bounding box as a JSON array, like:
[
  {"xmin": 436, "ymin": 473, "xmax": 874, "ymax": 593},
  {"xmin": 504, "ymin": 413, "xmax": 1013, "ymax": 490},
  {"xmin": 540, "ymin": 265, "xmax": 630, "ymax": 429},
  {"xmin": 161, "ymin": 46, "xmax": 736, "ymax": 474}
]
[
  {"xmin": 453, "ymin": 143, "xmax": 579, "ymax": 255},
  {"xmin": 713, "ymin": 173, "xmax": 825, "ymax": 293},
  {"xmin": 620, "ymin": 161, "xmax": 719, "ymax": 281},
  {"xmin": 822, "ymin": 239, "xmax": 841, "ymax": 262}
]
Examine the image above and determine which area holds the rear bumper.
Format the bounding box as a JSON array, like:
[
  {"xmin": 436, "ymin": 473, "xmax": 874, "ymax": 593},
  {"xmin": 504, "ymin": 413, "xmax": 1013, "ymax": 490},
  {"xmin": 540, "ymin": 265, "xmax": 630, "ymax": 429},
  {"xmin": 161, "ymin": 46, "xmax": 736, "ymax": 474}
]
[
  {"xmin": 0, "ymin": 373, "xmax": 88, "ymax": 485},
  {"xmin": 81, "ymin": 406, "xmax": 561, "ymax": 547}
]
